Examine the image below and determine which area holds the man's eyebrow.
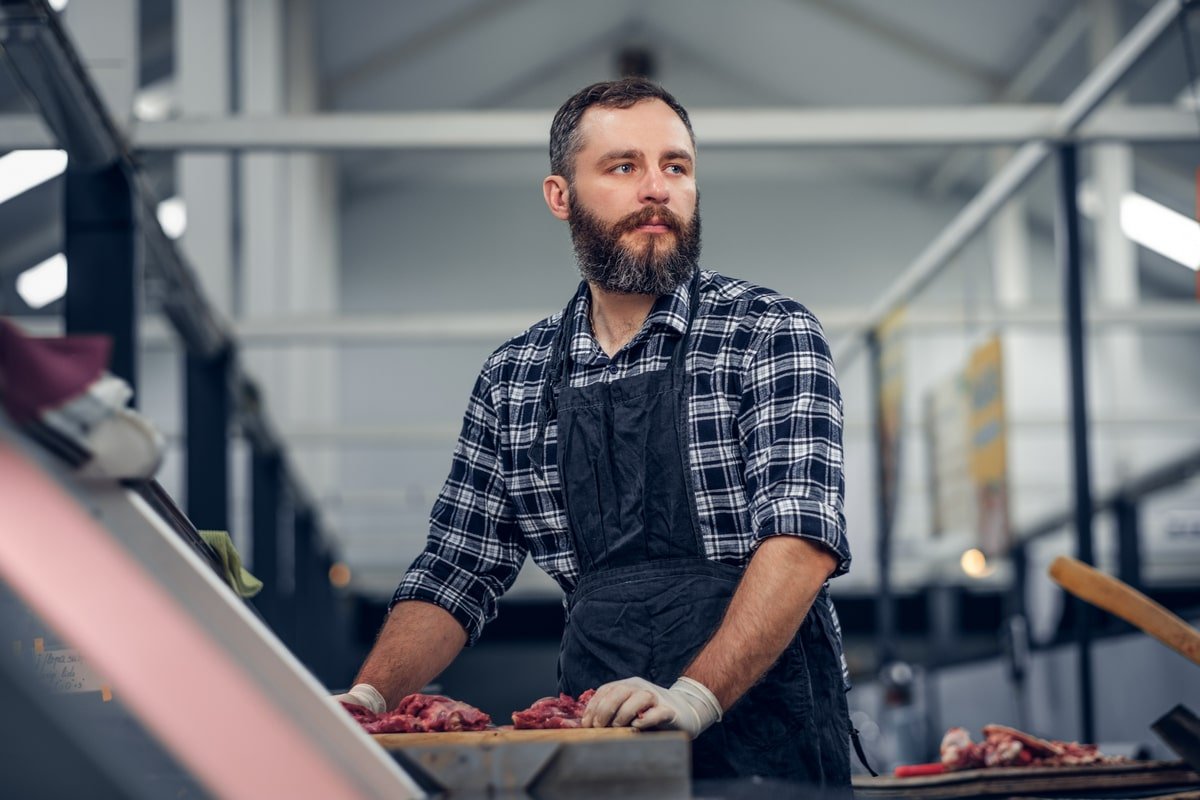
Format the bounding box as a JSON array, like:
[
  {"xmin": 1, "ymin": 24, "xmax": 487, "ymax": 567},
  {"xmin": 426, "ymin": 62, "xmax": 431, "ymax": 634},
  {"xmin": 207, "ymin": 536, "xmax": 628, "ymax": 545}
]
[
  {"xmin": 597, "ymin": 149, "xmax": 643, "ymax": 163},
  {"xmin": 596, "ymin": 148, "xmax": 695, "ymax": 164}
]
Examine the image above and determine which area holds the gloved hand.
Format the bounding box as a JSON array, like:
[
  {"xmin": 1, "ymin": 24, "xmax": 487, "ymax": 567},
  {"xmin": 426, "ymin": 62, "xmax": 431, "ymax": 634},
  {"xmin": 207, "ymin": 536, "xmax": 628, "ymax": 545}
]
[
  {"xmin": 332, "ymin": 683, "xmax": 387, "ymax": 715},
  {"xmin": 582, "ymin": 676, "xmax": 722, "ymax": 739}
]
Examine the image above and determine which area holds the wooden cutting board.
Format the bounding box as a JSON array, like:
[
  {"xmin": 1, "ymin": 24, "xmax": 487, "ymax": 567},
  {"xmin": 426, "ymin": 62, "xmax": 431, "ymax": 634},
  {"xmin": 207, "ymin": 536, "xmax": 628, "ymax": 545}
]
[
  {"xmin": 371, "ymin": 727, "xmax": 690, "ymax": 798},
  {"xmin": 372, "ymin": 725, "xmax": 646, "ymax": 748},
  {"xmin": 853, "ymin": 760, "xmax": 1200, "ymax": 799}
]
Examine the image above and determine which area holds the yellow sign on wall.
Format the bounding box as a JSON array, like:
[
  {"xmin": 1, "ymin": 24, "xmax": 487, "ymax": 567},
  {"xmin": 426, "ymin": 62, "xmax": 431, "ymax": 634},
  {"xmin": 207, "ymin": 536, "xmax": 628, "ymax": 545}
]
[
  {"xmin": 965, "ymin": 335, "xmax": 1011, "ymax": 556},
  {"xmin": 877, "ymin": 308, "xmax": 907, "ymax": 532}
]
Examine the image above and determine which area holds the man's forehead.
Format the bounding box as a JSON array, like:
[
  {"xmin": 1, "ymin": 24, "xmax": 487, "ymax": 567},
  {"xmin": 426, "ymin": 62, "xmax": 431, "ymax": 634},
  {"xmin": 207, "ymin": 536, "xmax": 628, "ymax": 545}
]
[{"xmin": 576, "ymin": 99, "xmax": 693, "ymax": 154}]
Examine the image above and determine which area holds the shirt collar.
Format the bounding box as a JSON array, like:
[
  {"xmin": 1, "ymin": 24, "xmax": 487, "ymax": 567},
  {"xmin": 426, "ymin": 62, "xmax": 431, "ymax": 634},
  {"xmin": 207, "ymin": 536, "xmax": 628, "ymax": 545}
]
[{"xmin": 567, "ymin": 271, "xmax": 697, "ymax": 357}]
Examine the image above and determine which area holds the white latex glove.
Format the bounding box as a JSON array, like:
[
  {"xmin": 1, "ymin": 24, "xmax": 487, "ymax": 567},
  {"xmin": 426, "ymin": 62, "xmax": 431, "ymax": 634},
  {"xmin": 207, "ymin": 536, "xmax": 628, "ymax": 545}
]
[
  {"xmin": 583, "ymin": 676, "xmax": 722, "ymax": 739},
  {"xmin": 332, "ymin": 683, "xmax": 386, "ymax": 714}
]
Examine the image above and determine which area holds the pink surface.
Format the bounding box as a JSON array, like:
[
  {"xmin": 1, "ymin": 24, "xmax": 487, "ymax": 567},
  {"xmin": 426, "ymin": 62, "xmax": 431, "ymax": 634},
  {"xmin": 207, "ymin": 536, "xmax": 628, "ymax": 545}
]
[{"xmin": 0, "ymin": 443, "xmax": 373, "ymax": 799}]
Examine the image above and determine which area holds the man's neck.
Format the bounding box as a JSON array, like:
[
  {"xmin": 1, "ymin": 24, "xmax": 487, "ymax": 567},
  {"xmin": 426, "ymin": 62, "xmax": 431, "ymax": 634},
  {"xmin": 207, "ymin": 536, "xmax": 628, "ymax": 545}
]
[{"xmin": 588, "ymin": 283, "xmax": 656, "ymax": 358}]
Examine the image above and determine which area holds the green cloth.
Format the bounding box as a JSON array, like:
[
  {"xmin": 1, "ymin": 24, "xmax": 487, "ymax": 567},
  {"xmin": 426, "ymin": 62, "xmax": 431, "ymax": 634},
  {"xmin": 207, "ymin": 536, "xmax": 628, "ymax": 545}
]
[{"xmin": 199, "ymin": 530, "xmax": 263, "ymax": 598}]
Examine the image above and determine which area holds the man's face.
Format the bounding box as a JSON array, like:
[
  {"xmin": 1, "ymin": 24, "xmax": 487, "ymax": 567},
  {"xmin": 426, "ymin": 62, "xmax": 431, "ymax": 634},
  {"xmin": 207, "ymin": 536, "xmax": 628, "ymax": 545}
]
[{"xmin": 562, "ymin": 99, "xmax": 700, "ymax": 296}]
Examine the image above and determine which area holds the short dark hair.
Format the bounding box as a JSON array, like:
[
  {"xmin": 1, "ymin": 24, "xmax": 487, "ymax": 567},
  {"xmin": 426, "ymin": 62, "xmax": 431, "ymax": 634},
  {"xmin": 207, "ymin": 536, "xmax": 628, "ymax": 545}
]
[{"xmin": 549, "ymin": 78, "xmax": 695, "ymax": 182}]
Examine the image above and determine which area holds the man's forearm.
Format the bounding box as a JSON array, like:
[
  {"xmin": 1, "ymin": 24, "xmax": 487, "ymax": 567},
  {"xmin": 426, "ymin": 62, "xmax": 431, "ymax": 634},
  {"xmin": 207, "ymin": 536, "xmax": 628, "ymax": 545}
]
[
  {"xmin": 682, "ymin": 535, "xmax": 836, "ymax": 709},
  {"xmin": 353, "ymin": 600, "xmax": 467, "ymax": 709}
]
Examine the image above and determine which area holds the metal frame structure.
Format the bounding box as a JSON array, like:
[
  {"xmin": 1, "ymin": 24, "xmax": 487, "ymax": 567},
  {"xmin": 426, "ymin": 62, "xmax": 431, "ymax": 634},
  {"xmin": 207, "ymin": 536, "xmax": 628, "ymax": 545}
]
[
  {"xmin": 830, "ymin": 0, "xmax": 1193, "ymax": 745},
  {"xmin": 0, "ymin": 105, "xmax": 1193, "ymax": 150},
  {"xmin": 1057, "ymin": 142, "xmax": 1098, "ymax": 743}
]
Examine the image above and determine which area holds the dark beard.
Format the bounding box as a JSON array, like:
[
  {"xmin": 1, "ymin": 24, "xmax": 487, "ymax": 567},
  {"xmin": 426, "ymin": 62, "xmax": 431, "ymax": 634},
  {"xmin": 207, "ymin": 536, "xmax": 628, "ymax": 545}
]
[{"xmin": 567, "ymin": 195, "xmax": 701, "ymax": 296}]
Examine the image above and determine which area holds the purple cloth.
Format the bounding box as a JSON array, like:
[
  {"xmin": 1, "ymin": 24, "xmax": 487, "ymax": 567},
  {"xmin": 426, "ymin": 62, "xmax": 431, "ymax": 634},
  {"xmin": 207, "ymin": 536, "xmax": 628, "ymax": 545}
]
[{"xmin": 0, "ymin": 318, "xmax": 111, "ymax": 424}]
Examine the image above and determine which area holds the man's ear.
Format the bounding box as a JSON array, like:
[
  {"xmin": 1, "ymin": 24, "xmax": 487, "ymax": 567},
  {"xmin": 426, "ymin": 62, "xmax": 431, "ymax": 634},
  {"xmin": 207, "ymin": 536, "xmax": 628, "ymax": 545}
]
[{"xmin": 543, "ymin": 175, "xmax": 570, "ymax": 221}]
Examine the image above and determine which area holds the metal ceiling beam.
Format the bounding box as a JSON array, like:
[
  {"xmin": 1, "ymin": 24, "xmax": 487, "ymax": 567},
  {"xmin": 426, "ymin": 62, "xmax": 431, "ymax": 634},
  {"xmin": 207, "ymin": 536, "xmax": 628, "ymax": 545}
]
[
  {"xmin": 830, "ymin": 0, "xmax": 1187, "ymax": 370},
  {"xmin": 13, "ymin": 302, "xmax": 1200, "ymax": 347},
  {"xmin": 797, "ymin": 0, "xmax": 1005, "ymax": 90},
  {"xmin": 924, "ymin": 2, "xmax": 1091, "ymax": 198},
  {"xmin": 0, "ymin": 0, "xmax": 121, "ymax": 165},
  {"xmin": 218, "ymin": 303, "xmax": 1200, "ymax": 345},
  {"xmin": 2, "ymin": 105, "xmax": 1194, "ymax": 151},
  {"xmin": 322, "ymin": 0, "xmax": 534, "ymax": 97}
]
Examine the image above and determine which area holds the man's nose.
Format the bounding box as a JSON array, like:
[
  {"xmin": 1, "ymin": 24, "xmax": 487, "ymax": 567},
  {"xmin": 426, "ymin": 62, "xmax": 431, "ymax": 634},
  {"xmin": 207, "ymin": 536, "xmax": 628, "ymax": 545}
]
[{"xmin": 639, "ymin": 170, "xmax": 668, "ymax": 204}]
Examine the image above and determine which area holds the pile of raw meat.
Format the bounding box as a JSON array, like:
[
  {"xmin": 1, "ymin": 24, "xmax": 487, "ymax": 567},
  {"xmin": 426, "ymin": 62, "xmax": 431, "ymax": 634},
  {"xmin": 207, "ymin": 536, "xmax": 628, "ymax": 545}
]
[
  {"xmin": 941, "ymin": 724, "xmax": 1128, "ymax": 770},
  {"xmin": 511, "ymin": 690, "xmax": 596, "ymax": 729},
  {"xmin": 343, "ymin": 689, "xmax": 598, "ymax": 733},
  {"xmin": 344, "ymin": 693, "xmax": 492, "ymax": 734}
]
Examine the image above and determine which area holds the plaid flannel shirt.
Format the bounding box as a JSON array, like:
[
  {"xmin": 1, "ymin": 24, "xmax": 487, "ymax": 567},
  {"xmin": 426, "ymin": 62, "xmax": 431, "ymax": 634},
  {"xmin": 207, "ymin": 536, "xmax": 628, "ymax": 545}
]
[{"xmin": 392, "ymin": 270, "xmax": 849, "ymax": 645}]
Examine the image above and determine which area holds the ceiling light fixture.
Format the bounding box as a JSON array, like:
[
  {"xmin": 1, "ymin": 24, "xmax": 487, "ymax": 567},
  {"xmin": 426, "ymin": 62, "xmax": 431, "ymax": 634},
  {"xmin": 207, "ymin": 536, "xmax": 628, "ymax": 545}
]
[
  {"xmin": 156, "ymin": 196, "xmax": 187, "ymax": 239},
  {"xmin": 1120, "ymin": 193, "xmax": 1200, "ymax": 272},
  {"xmin": 16, "ymin": 253, "xmax": 68, "ymax": 309},
  {"xmin": 133, "ymin": 82, "xmax": 175, "ymax": 122},
  {"xmin": 1076, "ymin": 183, "xmax": 1199, "ymax": 272},
  {"xmin": 0, "ymin": 150, "xmax": 68, "ymax": 206}
]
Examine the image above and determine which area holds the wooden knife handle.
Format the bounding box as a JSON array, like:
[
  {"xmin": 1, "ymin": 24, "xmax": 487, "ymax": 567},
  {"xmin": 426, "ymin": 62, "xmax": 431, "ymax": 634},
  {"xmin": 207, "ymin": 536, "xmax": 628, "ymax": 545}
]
[{"xmin": 1049, "ymin": 555, "xmax": 1200, "ymax": 668}]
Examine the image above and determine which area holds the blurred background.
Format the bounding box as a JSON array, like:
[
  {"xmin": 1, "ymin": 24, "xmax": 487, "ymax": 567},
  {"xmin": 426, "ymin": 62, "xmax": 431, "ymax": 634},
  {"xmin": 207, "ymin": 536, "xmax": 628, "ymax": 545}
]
[{"xmin": 2, "ymin": 0, "xmax": 1199, "ymax": 777}]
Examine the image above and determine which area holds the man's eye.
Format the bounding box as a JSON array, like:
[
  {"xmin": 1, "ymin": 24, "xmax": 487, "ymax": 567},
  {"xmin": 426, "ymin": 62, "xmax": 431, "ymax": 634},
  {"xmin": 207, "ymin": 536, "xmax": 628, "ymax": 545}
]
[
  {"xmin": 666, "ymin": 164, "xmax": 685, "ymax": 174},
  {"xmin": 613, "ymin": 164, "xmax": 634, "ymax": 174}
]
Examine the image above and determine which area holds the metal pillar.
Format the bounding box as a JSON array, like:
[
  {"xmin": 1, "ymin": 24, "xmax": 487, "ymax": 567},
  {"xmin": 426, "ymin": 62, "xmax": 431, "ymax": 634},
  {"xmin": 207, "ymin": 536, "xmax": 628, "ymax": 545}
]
[
  {"xmin": 185, "ymin": 348, "xmax": 231, "ymax": 531},
  {"xmin": 868, "ymin": 331, "xmax": 896, "ymax": 667},
  {"xmin": 176, "ymin": 0, "xmax": 234, "ymax": 316},
  {"xmin": 1003, "ymin": 544, "xmax": 1031, "ymax": 731},
  {"xmin": 1113, "ymin": 495, "xmax": 1142, "ymax": 591},
  {"xmin": 63, "ymin": 162, "xmax": 139, "ymax": 400},
  {"xmin": 1057, "ymin": 143, "xmax": 1096, "ymax": 744},
  {"xmin": 293, "ymin": 509, "xmax": 316, "ymax": 670},
  {"xmin": 251, "ymin": 448, "xmax": 282, "ymax": 630},
  {"xmin": 313, "ymin": 544, "xmax": 337, "ymax": 684}
]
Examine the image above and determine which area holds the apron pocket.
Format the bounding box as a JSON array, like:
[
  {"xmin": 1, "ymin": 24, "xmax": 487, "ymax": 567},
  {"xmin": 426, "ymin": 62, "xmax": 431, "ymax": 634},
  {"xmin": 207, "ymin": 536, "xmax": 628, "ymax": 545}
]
[{"xmin": 723, "ymin": 630, "xmax": 814, "ymax": 752}]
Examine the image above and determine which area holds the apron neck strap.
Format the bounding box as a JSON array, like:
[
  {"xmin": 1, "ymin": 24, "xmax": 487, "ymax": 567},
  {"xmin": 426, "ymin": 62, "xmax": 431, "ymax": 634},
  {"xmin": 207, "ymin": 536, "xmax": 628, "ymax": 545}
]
[{"xmin": 530, "ymin": 269, "xmax": 702, "ymax": 471}]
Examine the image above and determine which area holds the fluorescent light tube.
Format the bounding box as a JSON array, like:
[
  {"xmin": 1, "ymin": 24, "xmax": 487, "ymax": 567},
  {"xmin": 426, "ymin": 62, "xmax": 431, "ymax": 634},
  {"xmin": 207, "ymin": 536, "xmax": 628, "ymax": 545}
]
[
  {"xmin": 0, "ymin": 150, "xmax": 68, "ymax": 205},
  {"xmin": 1120, "ymin": 194, "xmax": 1200, "ymax": 271},
  {"xmin": 16, "ymin": 253, "xmax": 68, "ymax": 309}
]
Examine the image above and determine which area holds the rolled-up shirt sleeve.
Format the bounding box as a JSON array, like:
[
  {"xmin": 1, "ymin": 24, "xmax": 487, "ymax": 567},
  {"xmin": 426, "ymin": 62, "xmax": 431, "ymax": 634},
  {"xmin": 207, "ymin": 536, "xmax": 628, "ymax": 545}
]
[
  {"xmin": 737, "ymin": 307, "xmax": 850, "ymax": 576},
  {"xmin": 390, "ymin": 366, "xmax": 526, "ymax": 645}
]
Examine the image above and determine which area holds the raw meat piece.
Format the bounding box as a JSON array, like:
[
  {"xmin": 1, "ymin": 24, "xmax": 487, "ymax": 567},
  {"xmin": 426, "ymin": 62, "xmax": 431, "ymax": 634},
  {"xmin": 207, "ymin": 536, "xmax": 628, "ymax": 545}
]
[
  {"xmin": 511, "ymin": 689, "xmax": 596, "ymax": 729},
  {"xmin": 395, "ymin": 693, "xmax": 492, "ymax": 731},
  {"xmin": 940, "ymin": 727, "xmax": 986, "ymax": 770},
  {"xmin": 341, "ymin": 702, "xmax": 378, "ymax": 723},
  {"xmin": 940, "ymin": 724, "xmax": 1127, "ymax": 771},
  {"xmin": 363, "ymin": 711, "xmax": 427, "ymax": 734},
  {"xmin": 343, "ymin": 693, "xmax": 491, "ymax": 734}
]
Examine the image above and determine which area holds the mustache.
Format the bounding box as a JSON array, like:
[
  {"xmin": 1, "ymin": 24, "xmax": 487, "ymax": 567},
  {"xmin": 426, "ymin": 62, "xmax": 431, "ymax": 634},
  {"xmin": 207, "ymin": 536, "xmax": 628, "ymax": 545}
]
[{"xmin": 610, "ymin": 205, "xmax": 686, "ymax": 236}]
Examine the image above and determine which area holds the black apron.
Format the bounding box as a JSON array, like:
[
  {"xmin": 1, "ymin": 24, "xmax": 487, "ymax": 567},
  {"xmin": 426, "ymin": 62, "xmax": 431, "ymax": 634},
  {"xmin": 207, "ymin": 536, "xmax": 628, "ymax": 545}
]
[{"xmin": 543, "ymin": 273, "xmax": 852, "ymax": 785}]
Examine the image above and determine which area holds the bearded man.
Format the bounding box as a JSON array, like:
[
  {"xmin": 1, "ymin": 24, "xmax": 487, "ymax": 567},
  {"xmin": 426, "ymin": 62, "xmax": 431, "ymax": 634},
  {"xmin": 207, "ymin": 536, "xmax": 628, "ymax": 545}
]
[{"xmin": 338, "ymin": 78, "xmax": 854, "ymax": 787}]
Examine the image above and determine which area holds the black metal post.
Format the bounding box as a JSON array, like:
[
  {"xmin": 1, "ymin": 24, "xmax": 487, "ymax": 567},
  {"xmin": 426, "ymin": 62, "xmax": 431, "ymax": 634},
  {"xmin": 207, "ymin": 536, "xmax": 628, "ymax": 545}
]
[
  {"xmin": 1004, "ymin": 544, "xmax": 1030, "ymax": 731},
  {"xmin": 1057, "ymin": 143, "xmax": 1096, "ymax": 744},
  {"xmin": 1113, "ymin": 495, "xmax": 1142, "ymax": 592},
  {"xmin": 868, "ymin": 330, "xmax": 896, "ymax": 668},
  {"xmin": 251, "ymin": 448, "xmax": 281, "ymax": 631},
  {"xmin": 64, "ymin": 161, "xmax": 139, "ymax": 401},
  {"xmin": 293, "ymin": 508, "xmax": 316, "ymax": 671},
  {"xmin": 314, "ymin": 544, "xmax": 337, "ymax": 684},
  {"xmin": 185, "ymin": 348, "xmax": 231, "ymax": 531}
]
